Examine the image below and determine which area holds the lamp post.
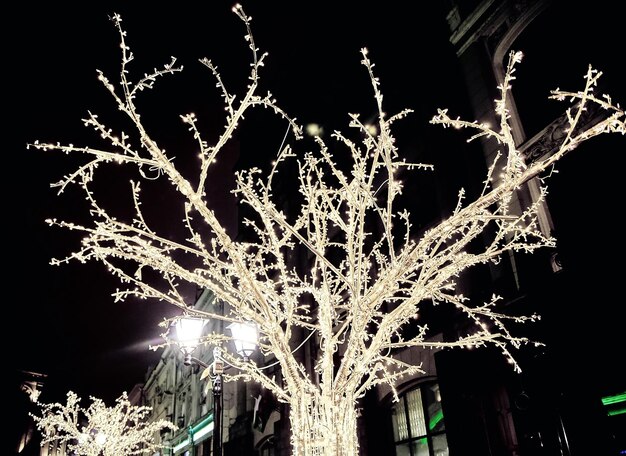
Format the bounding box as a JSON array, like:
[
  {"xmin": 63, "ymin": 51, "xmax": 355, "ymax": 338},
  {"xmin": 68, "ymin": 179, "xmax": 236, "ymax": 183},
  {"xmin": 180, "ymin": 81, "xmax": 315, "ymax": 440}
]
[
  {"xmin": 175, "ymin": 318, "xmax": 206, "ymax": 367},
  {"xmin": 227, "ymin": 322, "xmax": 258, "ymax": 362},
  {"xmin": 174, "ymin": 317, "xmax": 257, "ymax": 456},
  {"xmin": 210, "ymin": 346, "xmax": 223, "ymax": 456}
]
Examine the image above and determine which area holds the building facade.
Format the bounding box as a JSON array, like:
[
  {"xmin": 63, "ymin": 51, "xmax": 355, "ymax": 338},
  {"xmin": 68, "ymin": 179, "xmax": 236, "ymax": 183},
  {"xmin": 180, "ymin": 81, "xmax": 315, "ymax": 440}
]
[
  {"xmin": 9, "ymin": 370, "xmax": 48, "ymax": 456},
  {"xmin": 142, "ymin": 289, "xmax": 273, "ymax": 456}
]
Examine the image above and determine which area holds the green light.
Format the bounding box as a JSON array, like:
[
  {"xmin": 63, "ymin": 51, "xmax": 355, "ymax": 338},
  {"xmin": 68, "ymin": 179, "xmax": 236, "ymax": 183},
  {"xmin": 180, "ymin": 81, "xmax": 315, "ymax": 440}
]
[
  {"xmin": 429, "ymin": 409, "xmax": 444, "ymax": 431},
  {"xmin": 191, "ymin": 414, "xmax": 213, "ymax": 435},
  {"xmin": 193, "ymin": 422, "xmax": 214, "ymax": 442},
  {"xmin": 601, "ymin": 392, "xmax": 626, "ymax": 406},
  {"xmin": 607, "ymin": 407, "xmax": 626, "ymax": 417}
]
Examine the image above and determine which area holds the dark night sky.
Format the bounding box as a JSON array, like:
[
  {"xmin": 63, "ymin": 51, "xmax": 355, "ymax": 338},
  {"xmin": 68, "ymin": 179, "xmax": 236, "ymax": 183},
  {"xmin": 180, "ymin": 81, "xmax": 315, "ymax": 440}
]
[
  {"xmin": 9, "ymin": 1, "xmax": 463, "ymax": 403},
  {"xmin": 7, "ymin": 0, "xmax": 625, "ymax": 409}
]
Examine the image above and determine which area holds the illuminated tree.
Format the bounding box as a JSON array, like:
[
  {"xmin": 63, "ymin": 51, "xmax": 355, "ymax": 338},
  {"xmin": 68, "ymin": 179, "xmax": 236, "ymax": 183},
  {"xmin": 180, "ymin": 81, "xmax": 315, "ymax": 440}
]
[
  {"xmin": 30, "ymin": 5, "xmax": 625, "ymax": 455},
  {"xmin": 32, "ymin": 391, "xmax": 176, "ymax": 456}
]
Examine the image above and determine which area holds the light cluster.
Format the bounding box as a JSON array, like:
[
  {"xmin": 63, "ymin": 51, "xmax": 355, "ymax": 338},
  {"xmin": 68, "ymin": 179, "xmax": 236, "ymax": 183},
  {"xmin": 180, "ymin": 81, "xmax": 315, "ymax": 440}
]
[
  {"xmin": 31, "ymin": 391, "xmax": 176, "ymax": 456},
  {"xmin": 30, "ymin": 6, "xmax": 625, "ymax": 455}
]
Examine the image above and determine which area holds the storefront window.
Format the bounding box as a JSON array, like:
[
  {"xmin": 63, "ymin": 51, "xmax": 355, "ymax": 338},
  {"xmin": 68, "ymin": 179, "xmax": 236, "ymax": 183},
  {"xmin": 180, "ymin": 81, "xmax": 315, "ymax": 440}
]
[{"xmin": 391, "ymin": 381, "xmax": 448, "ymax": 456}]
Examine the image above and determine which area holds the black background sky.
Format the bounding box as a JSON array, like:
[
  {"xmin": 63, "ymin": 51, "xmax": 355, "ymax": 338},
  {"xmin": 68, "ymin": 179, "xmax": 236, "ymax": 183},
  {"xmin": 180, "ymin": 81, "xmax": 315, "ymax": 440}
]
[
  {"xmin": 9, "ymin": 1, "xmax": 464, "ymax": 403},
  {"xmin": 8, "ymin": 0, "xmax": 625, "ymax": 409}
]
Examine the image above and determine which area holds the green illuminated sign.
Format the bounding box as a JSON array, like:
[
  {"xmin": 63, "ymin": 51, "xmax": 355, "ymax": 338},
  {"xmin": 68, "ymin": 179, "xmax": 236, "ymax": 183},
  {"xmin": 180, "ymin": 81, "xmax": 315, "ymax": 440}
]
[
  {"xmin": 601, "ymin": 392, "xmax": 626, "ymax": 406},
  {"xmin": 191, "ymin": 414, "xmax": 213, "ymax": 434},
  {"xmin": 429, "ymin": 409, "xmax": 444, "ymax": 431},
  {"xmin": 607, "ymin": 407, "xmax": 625, "ymax": 417}
]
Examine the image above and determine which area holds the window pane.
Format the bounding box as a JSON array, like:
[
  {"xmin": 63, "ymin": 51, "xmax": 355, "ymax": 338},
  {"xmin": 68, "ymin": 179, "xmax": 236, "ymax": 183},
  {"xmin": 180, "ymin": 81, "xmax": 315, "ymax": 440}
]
[
  {"xmin": 412, "ymin": 437, "xmax": 430, "ymax": 456},
  {"xmin": 392, "ymin": 400, "xmax": 409, "ymax": 441},
  {"xmin": 395, "ymin": 443, "xmax": 412, "ymax": 456},
  {"xmin": 423, "ymin": 383, "xmax": 445, "ymax": 432},
  {"xmin": 432, "ymin": 434, "xmax": 449, "ymax": 456},
  {"xmin": 260, "ymin": 447, "xmax": 274, "ymax": 456},
  {"xmin": 406, "ymin": 389, "xmax": 427, "ymax": 438}
]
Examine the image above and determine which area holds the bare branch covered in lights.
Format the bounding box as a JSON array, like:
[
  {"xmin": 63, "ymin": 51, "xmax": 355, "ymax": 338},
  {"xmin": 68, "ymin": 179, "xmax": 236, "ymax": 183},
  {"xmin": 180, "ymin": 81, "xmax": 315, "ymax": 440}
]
[{"xmin": 30, "ymin": 6, "xmax": 625, "ymax": 455}]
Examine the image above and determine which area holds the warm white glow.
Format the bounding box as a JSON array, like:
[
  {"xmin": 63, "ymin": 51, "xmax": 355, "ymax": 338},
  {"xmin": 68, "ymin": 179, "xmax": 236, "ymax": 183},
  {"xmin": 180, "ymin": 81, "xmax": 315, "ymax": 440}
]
[
  {"xmin": 305, "ymin": 123, "xmax": 323, "ymax": 136},
  {"xmin": 175, "ymin": 317, "xmax": 206, "ymax": 354},
  {"xmin": 94, "ymin": 433, "xmax": 107, "ymax": 446},
  {"xmin": 31, "ymin": 7, "xmax": 625, "ymax": 456},
  {"xmin": 227, "ymin": 321, "xmax": 258, "ymax": 359}
]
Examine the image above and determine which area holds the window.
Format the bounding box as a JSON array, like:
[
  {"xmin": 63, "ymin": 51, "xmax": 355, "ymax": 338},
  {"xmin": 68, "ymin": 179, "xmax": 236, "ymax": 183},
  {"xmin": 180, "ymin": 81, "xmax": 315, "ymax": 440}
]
[
  {"xmin": 257, "ymin": 436, "xmax": 275, "ymax": 456},
  {"xmin": 391, "ymin": 381, "xmax": 448, "ymax": 456},
  {"xmin": 195, "ymin": 437, "xmax": 211, "ymax": 456}
]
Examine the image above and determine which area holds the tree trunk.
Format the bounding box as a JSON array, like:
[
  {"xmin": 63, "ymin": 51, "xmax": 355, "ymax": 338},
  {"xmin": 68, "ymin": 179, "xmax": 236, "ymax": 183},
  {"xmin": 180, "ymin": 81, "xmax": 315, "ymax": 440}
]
[{"xmin": 289, "ymin": 392, "xmax": 359, "ymax": 456}]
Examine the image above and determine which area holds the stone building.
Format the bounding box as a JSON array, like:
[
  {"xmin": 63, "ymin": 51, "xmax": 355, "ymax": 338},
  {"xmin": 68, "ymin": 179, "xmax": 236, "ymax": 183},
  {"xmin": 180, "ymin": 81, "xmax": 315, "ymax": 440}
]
[{"xmin": 142, "ymin": 289, "xmax": 276, "ymax": 455}]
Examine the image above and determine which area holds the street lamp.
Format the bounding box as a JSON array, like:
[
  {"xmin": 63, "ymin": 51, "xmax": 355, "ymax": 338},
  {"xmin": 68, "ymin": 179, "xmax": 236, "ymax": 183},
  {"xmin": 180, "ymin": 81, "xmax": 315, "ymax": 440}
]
[
  {"xmin": 227, "ymin": 321, "xmax": 258, "ymax": 362},
  {"xmin": 78, "ymin": 429, "xmax": 107, "ymax": 451},
  {"xmin": 175, "ymin": 317, "xmax": 206, "ymax": 364},
  {"xmin": 173, "ymin": 317, "xmax": 257, "ymax": 456}
]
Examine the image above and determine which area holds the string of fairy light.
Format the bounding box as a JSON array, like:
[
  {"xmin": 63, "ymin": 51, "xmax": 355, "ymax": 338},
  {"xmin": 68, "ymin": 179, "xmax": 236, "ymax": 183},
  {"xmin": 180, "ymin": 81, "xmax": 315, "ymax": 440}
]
[{"xmin": 30, "ymin": 4, "xmax": 625, "ymax": 455}]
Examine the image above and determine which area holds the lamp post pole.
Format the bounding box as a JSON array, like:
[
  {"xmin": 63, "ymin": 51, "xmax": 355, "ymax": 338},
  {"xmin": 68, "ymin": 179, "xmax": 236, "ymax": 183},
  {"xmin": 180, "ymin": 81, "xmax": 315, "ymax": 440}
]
[
  {"xmin": 182, "ymin": 348, "xmax": 223, "ymax": 456},
  {"xmin": 212, "ymin": 347, "xmax": 223, "ymax": 456}
]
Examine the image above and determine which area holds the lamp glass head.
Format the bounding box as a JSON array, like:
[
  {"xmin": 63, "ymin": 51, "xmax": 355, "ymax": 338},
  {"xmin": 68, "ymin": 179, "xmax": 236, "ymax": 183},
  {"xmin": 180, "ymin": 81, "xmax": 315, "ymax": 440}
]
[
  {"xmin": 227, "ymin": 322, "xmax": 257, "ymax": 359},
  {"xmin": 175, "ymin": 317, "xmax": 206, "ymax": 354}
]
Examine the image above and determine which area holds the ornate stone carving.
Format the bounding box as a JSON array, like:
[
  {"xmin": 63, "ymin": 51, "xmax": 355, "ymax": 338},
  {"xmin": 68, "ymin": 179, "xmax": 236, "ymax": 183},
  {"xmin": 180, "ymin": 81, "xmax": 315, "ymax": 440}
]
[{"xmin": 520, "ymin": 103, "xmax": 602, "ymax": 164}]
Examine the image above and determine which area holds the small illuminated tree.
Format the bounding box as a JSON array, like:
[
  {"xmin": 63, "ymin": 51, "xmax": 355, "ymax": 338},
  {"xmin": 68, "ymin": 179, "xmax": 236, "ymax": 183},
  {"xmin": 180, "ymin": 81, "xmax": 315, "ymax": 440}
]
[
  {"xmin": 30, "ymin": 6, "xmax": 624, "ymax": 456},
  {"xmin": 32, "ymin": 391, "xmax": 176, "ymax": 456}
]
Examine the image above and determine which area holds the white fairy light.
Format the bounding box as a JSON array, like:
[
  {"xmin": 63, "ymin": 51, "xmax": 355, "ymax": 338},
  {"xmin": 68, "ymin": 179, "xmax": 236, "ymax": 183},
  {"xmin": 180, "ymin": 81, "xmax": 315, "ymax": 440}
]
[
  {"xmin": 31, "ymin": 391, "xmax": 176, "ymax": 456},
  {"xmin": 29, "ymin": 7, "xmax": 625, "ymax": 456}
]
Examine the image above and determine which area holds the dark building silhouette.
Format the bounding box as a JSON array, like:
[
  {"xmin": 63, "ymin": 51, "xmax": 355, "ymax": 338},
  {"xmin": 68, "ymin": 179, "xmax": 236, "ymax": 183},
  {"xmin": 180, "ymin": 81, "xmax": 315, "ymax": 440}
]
[
  {"xmin": 7, "ymin": 370, "xmax": 46, "ymax": 456},
  {"xmin": 431, "ymin": 1, "xmax": 625, "ymax": 455}
]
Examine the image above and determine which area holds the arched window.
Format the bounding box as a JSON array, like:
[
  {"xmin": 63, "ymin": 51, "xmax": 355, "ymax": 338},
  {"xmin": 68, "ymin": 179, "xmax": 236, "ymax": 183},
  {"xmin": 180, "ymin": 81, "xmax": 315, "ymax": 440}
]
[
  {"xmin": 391, "ymin": 381, "xmax": 448, "ymax": 456},
  {"xmin": 257, "ymin": 435, "xmax": 275, "ymax": 456}
]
